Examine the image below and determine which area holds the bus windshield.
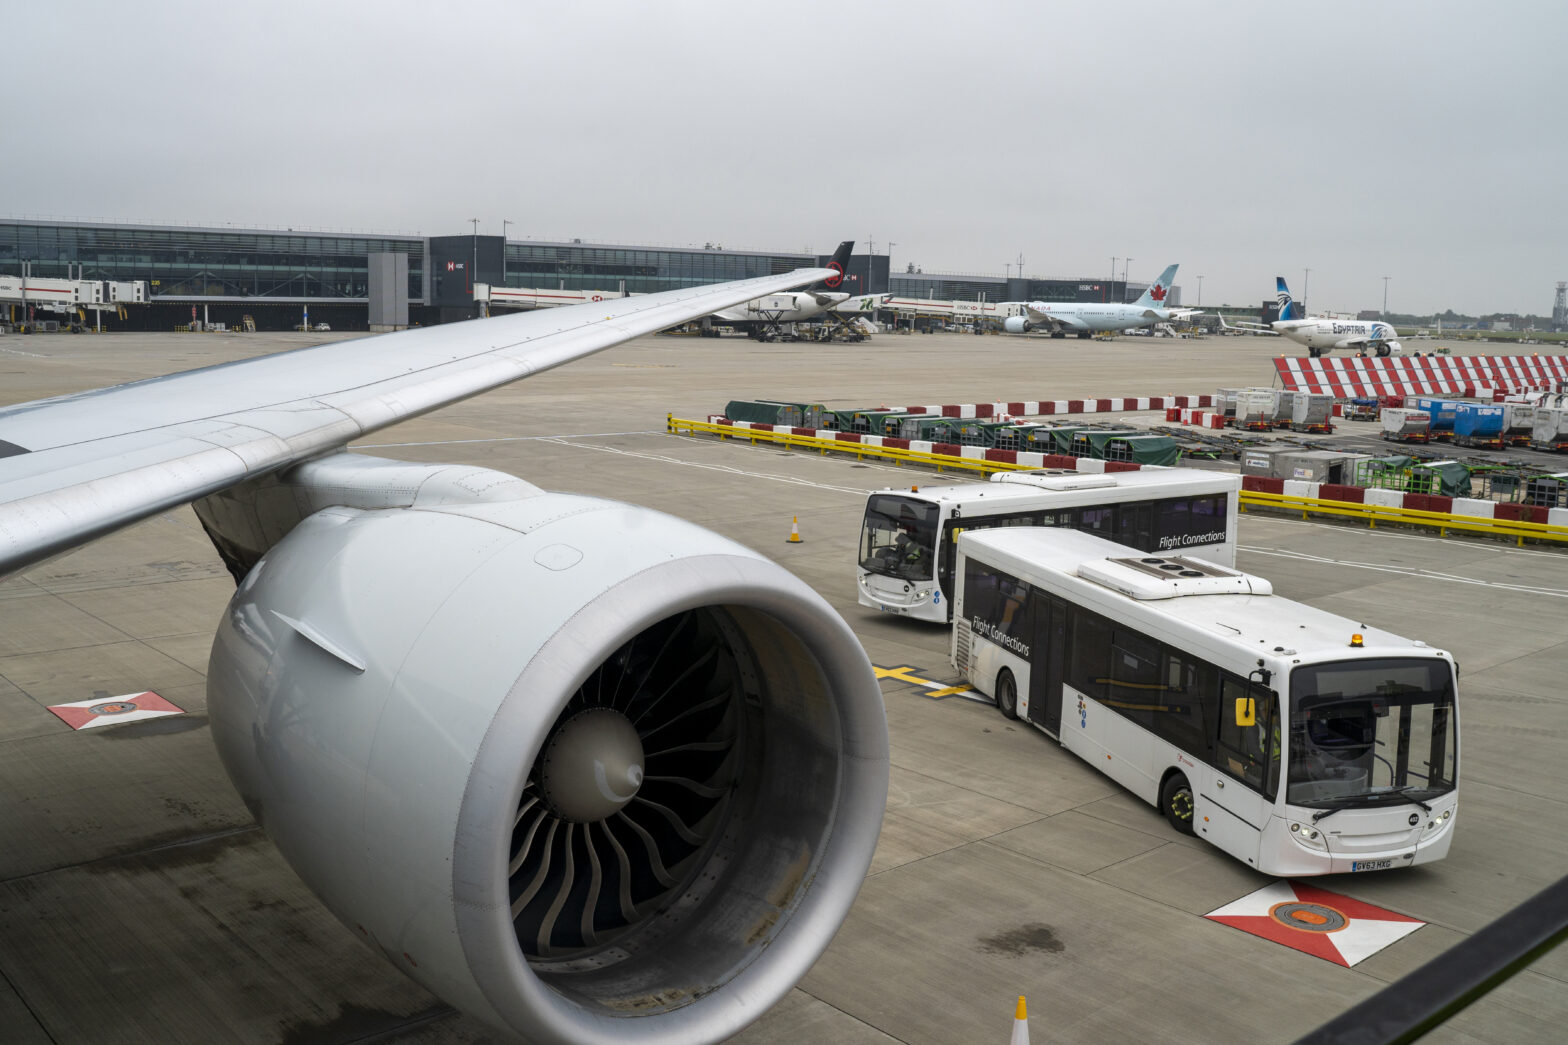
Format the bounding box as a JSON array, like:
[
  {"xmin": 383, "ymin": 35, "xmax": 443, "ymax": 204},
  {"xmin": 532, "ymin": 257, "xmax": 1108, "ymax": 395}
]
[
  {"xmin": 860, "ymin": 494, "xmax": 938, "ymax": 582},
  {"xmin": 1287, "ymin": 658, "xmax": 1457, "ymax": 808}
]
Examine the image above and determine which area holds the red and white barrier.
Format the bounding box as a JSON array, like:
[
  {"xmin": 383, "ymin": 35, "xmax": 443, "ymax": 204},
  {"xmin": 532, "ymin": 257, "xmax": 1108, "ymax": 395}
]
[
  {"xmin": 1275, "ymin": 355, "xmax": 1568, "ymax": 398},
  {"xmin": 1240, "ymin": 475, "xmax": 1568, "ymax": 527},
  {"xmin": 895, "ymin": 395, "xmax": 1214, "ymax": 419},
  {"xmin": 715, "ymin": 420, "xmax": 1146, "ymax": 471},
  {"xmin": 1166, "ymin": 407, "xmax": 1225, "ymax": 428}
]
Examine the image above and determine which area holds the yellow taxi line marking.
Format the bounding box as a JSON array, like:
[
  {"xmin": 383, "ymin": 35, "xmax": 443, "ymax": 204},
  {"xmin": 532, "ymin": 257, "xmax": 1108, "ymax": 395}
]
[{"xmin": 873, "ymin": 665, "xmax": 985, "ymax": 702}]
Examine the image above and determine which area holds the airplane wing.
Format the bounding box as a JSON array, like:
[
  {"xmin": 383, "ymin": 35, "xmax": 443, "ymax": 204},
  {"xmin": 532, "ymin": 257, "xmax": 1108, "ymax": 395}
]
[
  {"xmin": 0, "ymin": 255, "xmax": 893, "ymax": 1045},
  {"xmin": 1021, "ymin": 304, "xmax": 1066, "ymax": 331},
  {"xmin": 1217, "ymin": 315, "xmax": 1279, "ymax": 335},
  {"xmin": 0, "ymin": 265, "xmax": 831, "ymax": 577}
]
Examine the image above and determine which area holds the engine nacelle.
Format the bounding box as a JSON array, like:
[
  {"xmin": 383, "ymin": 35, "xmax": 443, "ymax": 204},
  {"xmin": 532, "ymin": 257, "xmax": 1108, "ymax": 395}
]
[
  {"xmin": 1003, "ymin": 316, "xmax": 1032, "ymax": 334},
  {"xmin": 207, "ymin": 494, "xmax": 888, "ymax": 1044}
]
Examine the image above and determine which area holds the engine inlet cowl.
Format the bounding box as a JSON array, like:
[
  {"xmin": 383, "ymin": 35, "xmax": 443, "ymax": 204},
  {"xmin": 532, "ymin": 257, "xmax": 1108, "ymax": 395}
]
[{"xmin": 207, "ymin": 492, "xmax": 889, "ymax": 1045}]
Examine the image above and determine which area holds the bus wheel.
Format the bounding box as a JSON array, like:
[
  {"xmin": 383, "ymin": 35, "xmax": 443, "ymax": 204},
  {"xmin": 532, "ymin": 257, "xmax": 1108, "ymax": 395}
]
[
  {"xmin": 1160, "ymin": 773, "xmax": 1196, "ymax": 836},
  {"xmin": 995, "ymin": 671, "xmax": 1019, "ymax": 721}
]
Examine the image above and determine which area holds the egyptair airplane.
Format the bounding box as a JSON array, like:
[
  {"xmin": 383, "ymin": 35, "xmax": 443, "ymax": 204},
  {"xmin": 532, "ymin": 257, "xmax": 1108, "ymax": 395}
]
[
  {"xmin": 707, "ymin": 240, "xmax": 889, "ymax": 337},
  {"xmin": 1002, "ymin": 262, "xmax": 1201, "ymax": 338},
  {"xmin": 0, "ymin": 261, "xmax": 890, "ymax": 1043},
  {"xmin": 1222, "ymin": 278, "xmax": 1404, "ymax": 356},
  {"xmin": 1268, "ymin": 276, "xmax": 1404, "ymax": 357}
]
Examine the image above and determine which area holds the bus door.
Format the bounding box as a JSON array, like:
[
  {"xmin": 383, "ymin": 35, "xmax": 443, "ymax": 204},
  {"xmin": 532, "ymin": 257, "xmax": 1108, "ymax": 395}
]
[
  {"xmin": 1027, "ymin": 591, "xmax": 1066, "ymax": 735},
  {"xmin": 1199, "ymin": 677, "xmax": 1279, "ymax": 866}
]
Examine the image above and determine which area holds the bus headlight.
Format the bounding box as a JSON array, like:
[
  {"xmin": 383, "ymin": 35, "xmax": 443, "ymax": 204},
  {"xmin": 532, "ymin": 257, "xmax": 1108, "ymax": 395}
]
[{"xmin": 1289, "ymin": 821, "xmax": 1327, "ymax": 850}]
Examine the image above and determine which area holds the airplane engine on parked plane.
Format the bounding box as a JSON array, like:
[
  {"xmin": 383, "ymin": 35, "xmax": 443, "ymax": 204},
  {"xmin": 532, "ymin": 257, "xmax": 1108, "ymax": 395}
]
[
  {"xmin": 206, "ymin": 493, "xmax": 889, "ymax": 1044},
  {"xmin": 1003, "ymin": 316, "xmax": 1032, "ymax": 334}
]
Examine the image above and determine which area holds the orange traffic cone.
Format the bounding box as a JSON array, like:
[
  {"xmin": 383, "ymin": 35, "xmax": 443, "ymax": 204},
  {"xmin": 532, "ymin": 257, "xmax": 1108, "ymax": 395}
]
[
  {"xmin": 785, "ymin": 516, "xmax": 803, "ymax": 543},
  {"xmin": 1010, "ymin": 996, "xmax": 1030, "ymax": 1045}
]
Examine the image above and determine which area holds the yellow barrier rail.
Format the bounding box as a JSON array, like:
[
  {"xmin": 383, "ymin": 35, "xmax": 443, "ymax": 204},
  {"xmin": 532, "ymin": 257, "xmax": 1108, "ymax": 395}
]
[
  {"xmin": 1240, "ymin": 490, "xmax": 1568, "ymax": 547},
  {"xmin": 667, "ymin": 414, "xmax": 1047, "ymax": 477},
  {"xmin": 670, "ymin": 415, "xmax": 1568, "ymax": 549}
]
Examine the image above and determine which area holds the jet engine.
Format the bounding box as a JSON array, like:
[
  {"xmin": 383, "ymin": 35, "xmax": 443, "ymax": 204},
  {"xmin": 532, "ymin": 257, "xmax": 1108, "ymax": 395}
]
[
  {"xmin": 207, "ymin": 493, "xmax": 888, "ymax": 1044},
  {"xmin": 1003, "ymin": 316, "xmax": 1033, "ymax": 334}
]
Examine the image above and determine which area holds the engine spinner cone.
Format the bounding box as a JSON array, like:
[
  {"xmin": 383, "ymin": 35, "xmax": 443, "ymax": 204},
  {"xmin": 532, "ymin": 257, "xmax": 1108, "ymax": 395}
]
[{"xmin": 537, "ymin": 707, "xmax": 645, "ymax": 823}]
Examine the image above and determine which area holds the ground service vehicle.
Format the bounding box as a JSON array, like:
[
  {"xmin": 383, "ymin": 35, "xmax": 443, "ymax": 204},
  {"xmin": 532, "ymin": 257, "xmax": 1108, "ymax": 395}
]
[
  {"xmin": 952, "ymin": 528, "xmax": 1458, "ymax": 876},
  {"xmin": 858, "ymin": 468, "xmax": 1240, "ymax": 622}
]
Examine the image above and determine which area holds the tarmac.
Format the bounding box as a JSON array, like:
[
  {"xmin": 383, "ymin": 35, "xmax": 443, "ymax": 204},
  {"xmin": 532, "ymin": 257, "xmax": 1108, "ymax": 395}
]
[{"xmin": 1, "ymin": 326, "xmax": 1565, "ymax": 1044}]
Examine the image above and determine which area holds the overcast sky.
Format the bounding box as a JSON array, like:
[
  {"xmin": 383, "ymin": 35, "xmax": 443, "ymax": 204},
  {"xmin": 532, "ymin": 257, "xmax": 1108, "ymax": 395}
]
[{"xmin": 5, "ymin": 1, "xmax": 1564, "ymax": 316}]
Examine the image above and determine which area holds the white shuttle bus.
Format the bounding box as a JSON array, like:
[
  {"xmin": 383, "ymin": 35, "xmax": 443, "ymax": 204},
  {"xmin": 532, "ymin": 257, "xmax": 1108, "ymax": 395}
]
[
  {"xmin": 858, "ymin": 468, "xmax": 1239, "ymax": 623},
  {"xmin": 952, "ymin": 528, "xmax": 1458, "ymax": 876}
]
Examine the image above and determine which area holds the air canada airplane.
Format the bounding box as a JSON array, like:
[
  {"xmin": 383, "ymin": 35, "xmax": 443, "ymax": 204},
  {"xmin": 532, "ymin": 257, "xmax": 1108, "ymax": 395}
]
[
  {"xmin": 1002, "ymin": 262, "xmax": 1201, "ymax": 337},
  {"xmin": 708, "ymin": 240, "xmax": 889, "ymax": 335},
  {"xmin": 0, "ymin": 263, "xmax": 890, "ymax": 1043},
  {"xmin": 1223, "ymin": 278, "xmax": 1403, "ymax": 357}
]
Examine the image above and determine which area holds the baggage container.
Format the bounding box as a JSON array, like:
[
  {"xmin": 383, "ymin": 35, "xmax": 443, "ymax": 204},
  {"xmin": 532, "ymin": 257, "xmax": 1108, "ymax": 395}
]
[
  {"xmin": 1381, "ymin": 408, "xmax": 1431, "ymax": 443},
  {"xmin": 1272, "ymin": 450, "xmax": 1371, "ymax": 484},
  {"xmin": 1289, "ymin": 392, "xmax": 1334, "ymax": 433},
  {"xmin": 1235, "ymin": 389, "xmax": 1277, "ymax": 430},
  {"xmin": 1524, "ymin": 472, "xmax": 1568, "ymax": 508},
  {"xmin": 1500, "ymin": 402, "xmax": 1535, "ymax": 446},
  {"xmin": 1408, "ymin": 397, "xmax": 1459, "ymax": 441},
  {"xmin": 1215, "ymin": 387, "xmax": 1243, "ymax": 419},
  {"xmin": 1532, "ymin": 405, "xmax": 1568, "ymax": 452},
  {"xmin": 1451, "ymin": 403, "xmax": 1505, "ymax": 450}
]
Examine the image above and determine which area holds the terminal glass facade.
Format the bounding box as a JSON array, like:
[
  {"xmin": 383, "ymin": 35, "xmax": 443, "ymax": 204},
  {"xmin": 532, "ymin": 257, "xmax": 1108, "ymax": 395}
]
[
  {"xmin": 0, "ymin": 221, "xmax": 424, "ymax": 302},
  {"xmin": 502, "ymin": 242, "xmax": 812, "ymax": 295},
  {"xmin": 891, "ymin": 272, "xmax": 1155, "ymax": 305}
]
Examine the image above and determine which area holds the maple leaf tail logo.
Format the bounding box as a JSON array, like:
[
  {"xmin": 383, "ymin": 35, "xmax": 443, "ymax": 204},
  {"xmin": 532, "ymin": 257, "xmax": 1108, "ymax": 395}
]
[{"xmin": 1150, "ymin": 284, "xmax": 1167, "ymax": 302}]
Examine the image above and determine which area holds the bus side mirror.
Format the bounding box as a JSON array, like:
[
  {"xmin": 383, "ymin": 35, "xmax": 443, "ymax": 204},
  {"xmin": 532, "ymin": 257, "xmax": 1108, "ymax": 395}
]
[{"xmin": 1235, "ymin": 697, "xmax": 1256, "ymax": 727}]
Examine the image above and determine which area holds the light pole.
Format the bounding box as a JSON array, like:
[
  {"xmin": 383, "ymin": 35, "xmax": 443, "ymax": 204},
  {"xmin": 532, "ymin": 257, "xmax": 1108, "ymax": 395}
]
[
  {"xmin": 469, "ymin": 218, "xmax": 479, "ymax": 296},
  {"xmin": 1382, "ymin": 276, "xmax": 1391, "ymax": 317},
  {"xmin": 1197, "ymin": 275, "xmax": 1203, "ymax": 307},
  {"xmin": 1303, "ymin": 267, "xmax": 1311, "ymax": 312},
  {"xmin": 1125, "ymin": 258, "xmax": 1134, "ymax": 301},
  {"xmin": 502, "ymin": 219, "xmax": 512, "ymax": 286}
]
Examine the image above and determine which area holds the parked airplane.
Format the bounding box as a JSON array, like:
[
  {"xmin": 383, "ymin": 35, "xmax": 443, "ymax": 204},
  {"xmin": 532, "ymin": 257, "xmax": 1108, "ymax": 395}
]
[
  {"xmin": 0, "ymin": 261, "xmax": 890, "ymax": 1044},
  {"xmin": 1232, "ymin": 277, "xmax": 1403, "ymax": 357},
  {"xmin": 1001, "ymin": 263, "xmax": 1199, "ymax": 338},
  {"xmin": 708, "ymin": 240, "xmax": 888, "ymax": 337}
]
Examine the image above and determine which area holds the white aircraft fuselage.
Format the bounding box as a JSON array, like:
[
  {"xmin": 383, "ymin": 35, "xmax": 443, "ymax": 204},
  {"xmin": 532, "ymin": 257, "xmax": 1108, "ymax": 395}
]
[
  {"xmin": 1009, "ymin": 301, "xmax": 1183, "ymax": 335},
  {"xmin": 1273, "ymin": 317, "xmax": 1401, "ymax": 353},
  {"xmin": 710, "ymin": 290, "xmax": 851, "ymax": 324}
]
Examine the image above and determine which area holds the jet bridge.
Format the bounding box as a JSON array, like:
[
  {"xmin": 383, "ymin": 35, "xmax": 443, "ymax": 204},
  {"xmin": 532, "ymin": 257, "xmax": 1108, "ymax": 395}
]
[{"xmin": 1, "ymin": 274, "xmax": 148, "ymax": 331}]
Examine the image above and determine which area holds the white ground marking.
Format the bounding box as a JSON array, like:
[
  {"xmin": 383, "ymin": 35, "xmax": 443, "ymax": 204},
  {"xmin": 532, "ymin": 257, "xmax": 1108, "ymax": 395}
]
[
  {"xmin": 1239, "ymin": 545, "xmax": 1568, "ymax": 599},
  {"xmin": 537, "ymin": 437, "xmax": 875, "ymax": 495},
  {"xmin": 355, "ymin": 430, "xmax": 655, "ymax": 448}
]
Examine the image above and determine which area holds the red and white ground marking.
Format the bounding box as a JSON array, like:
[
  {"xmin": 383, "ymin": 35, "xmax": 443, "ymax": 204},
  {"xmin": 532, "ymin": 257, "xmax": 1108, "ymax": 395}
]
[
  {"xmin": 47, "ymin": 691, "xmax": 185, "ymax": 731},
  {"xmin": 1205, "ymin": 881, "xmax": 1423, "ymax": 967}
]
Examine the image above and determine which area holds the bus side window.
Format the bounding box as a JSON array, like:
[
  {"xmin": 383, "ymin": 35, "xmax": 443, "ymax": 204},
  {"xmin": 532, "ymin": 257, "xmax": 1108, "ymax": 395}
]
[
  {"xmin": 1106, "ymin": 629, "xmax": 1160, "ymax": 726},
  {"xmin": 1069, "ymin": 610, "xmax": 1111, "ymax": 699},
  {"xmin": 1115, "ymin": 502, "xmax": 1155, "ymax": 551},
  {"xmin": 1077, "ymin": 506, "xmax": 1114, "ymax": 539},
  {"xmin": 1154, "ymin": 650, "xmax": 1213, "ymax": 757}
]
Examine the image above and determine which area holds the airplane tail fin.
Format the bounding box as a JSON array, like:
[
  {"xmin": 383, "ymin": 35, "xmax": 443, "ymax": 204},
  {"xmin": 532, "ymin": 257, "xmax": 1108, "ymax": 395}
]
[
  {"xmin": 1134, "ymin": 264, "xmax": 1179, "ymax": 307},
  {"xmin": 811, "ymin": 240, "xmax": 854, "ymax": 291},
  {"xmin": 1276, "ymin": 277, "xmax": 1300, "ymax": 321}
]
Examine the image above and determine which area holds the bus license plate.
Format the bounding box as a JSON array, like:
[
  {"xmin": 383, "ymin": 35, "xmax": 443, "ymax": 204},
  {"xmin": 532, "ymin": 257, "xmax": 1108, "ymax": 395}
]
[{"xmin": 1352, "ymin": 859, "xmax": 1393, "ymax": 872}]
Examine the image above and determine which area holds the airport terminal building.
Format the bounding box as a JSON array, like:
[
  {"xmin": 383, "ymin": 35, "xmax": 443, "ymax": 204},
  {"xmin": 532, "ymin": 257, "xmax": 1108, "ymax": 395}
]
[{"xmin": 0, "ymin": 217, "xmax": 1170, "ymax": 331}]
